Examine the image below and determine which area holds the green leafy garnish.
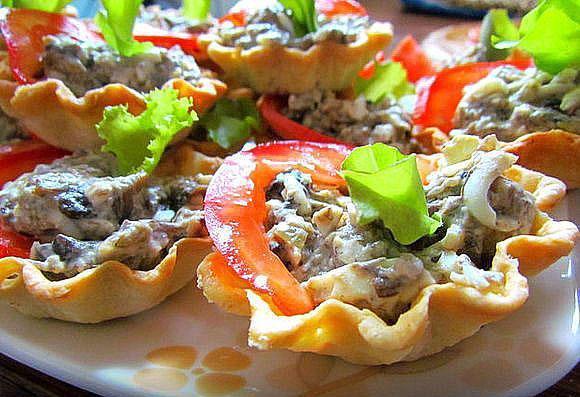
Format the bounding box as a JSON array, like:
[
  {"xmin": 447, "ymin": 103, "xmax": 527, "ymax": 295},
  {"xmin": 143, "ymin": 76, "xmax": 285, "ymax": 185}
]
[
  {"xmin": 341, "ymin": 143, "xmax": 441, "ymax": 245},
  {"xmin": 1, "ymin": 0, "xmax": 72, "ymax": 12},
  {"xmin": 480, "ymin": 9, "xmax": 519, "ymax": 61},
  {"xmin": 355, "ymin": 61, "xmax": 415, "ymax": 104},
  {"xmin": 279, "ymin": 0, "xmax": 318, "ymax": 37},
  {"xmin": 182, "ymin": 0, "xmax": 211, "ymax": 22},
  {"xmin": 95, "ymin": 0, "xmax": 153, "ymax": 57},
  {"xmin": 200, "ymin": 98, "xmax": 260, "ymax": 149},
  {"xmin": 96, "ymin": 88, "xmax": 197, "ymax": 175},
  {"xmin": 493, "ymin": 0, "xmax": 580, "ymax": 74}
]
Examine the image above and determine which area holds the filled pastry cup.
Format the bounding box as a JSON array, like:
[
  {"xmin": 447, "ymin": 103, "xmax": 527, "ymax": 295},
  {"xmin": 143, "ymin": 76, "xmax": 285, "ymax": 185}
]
[
  {"xmin": 201, "ymin": 22, "xmax": 392, "ymax": 94},
  {"xmin": 197, "ymin": 136, "xmax": 577, "ymax": 365},
  {"xmin": 0, "ymin": 77, "xmax": 227, "ymax": 152},
  {"xmin": 0, "ymin": 8, "xmax": 227, "ymax": 151},
  {"xmin": 0, "ymin": 237, "xmax": 212, "ymax": 323},
  {"xmin": 0, "ymin": 144, "xmax": 220, "ymax": 323}
]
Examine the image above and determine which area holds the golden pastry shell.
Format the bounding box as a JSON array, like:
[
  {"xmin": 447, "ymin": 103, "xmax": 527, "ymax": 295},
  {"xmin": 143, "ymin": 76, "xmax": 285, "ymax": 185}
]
[
  {"xmin": 200, "ymin": 22, "xmax": 393, "ymax": 94},
  {"xmin": 0, "ymin": 145, "xmax": 221, "ymax": 323},
  {"xmin": 0, "ymin": 77, "xmax": 227, "ymax": 152},
  {"xmin": 196, "ymin": 159, "xmax": 577, "ymax": 365}
]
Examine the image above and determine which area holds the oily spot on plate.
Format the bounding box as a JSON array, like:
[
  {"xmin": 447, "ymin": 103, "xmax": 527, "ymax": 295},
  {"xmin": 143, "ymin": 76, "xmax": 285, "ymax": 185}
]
[
  {"xmin": 202, "ymin": 347, "xmax": 252, "ymax": 372},
  {"xmin": 133, "ymin": 368, "xmax": 189, "ymax": 392},
  {"xmin": 134, "ymin": 345, "xmax": 251, "ymax": 395},
  {"xmin": 195, "ymin": 372, "xmax": 247, "ymax": 396},
  {"xmin": 146, "ymin": 345, "xmax": 198, "ymax": 369}
]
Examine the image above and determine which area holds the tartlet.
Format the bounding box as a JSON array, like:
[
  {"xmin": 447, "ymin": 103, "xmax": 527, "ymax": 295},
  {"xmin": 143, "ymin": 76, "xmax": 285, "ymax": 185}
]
[
  {"xmin": 0, "ymin": 77, "xmax": 226, "ymax": 152},
  {"xmin": 0, "ymin": 143, "xmax": 220, "ymax": 323},
  {"xmin": 0, "ymin": 9, "xmax": 227, "ymax": 152},
  {"xmin": 197, "ymin": 136, "xmax": 577, "ymax": 365},
  {"xmin": 199, "ymin": 0, "xmax": 392, "ymax": 93}
]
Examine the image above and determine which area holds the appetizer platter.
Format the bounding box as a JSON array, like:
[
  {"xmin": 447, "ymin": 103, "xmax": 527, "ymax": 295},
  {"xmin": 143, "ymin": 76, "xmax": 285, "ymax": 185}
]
[{"xmin": 0, "ymin": 0, "xmax": 577, "ymax": 395}]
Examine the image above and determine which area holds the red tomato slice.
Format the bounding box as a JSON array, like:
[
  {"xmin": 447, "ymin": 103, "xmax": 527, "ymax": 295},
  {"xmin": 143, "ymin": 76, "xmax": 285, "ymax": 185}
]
[
  {"xmin": 0, "ymin": 226, "xmax": 33, "ymax": 258},
  {"xmin": 259, "ymin": 95, "xmax": 349, "ymax": 145},
  {"xmin": 391, "ymin": 35, "xmax": 436, "ymax": 83},
  {"xmin": 413, "ymin": 58, "xmax": 534, "ymax": 133},
  {"xmin": 204, "ymin": 141, "xmax": 351, "ymax": 315},
  {"xmin": 358, "ymin": 50, "xmax": 386, "ymax": 80},
  {"xmin": 0, "ymin": 9, "xmax": 100, "ymax": 84},
  {"xmin": 133, "ymin": 23, "xmax": 205, "ymax": 58},
  {"xmin": 316, "ymin": 0, "xmax": 367, "ymax": 17},
  {"xmin": 218, "ymin": 10, "xmax": 247, "ymax": 27},
  {"xmin": 0, "ymin": 139, "xmax": 69, "ymax": 187},
  {"xmin": 0, "ymin": 139, "xmax": 68, "ymax": 258},
  {"xmin": 359, "ymin": 35, "xmax": 434, "ymax": 83}
]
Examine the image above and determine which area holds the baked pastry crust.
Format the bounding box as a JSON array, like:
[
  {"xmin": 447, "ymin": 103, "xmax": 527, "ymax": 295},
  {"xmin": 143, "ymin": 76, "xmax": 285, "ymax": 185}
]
[
  {"xmin": 503, "ymin": 130, "xmax": 580, "ymax": 189},
  {"xmin": 200, "ymin": 22, "xmax": 393, "ymax": 94},
  {"xmin": 0, "ymin": 77, "xmax": 227, "ymax": 152},
  {"xmin": 0, "ymin": 237, "xmax": 212, "ymax": 323},
  {"xmin": 0, "ymin": 145, "xmax": 220, "ymax": 323},
  {"xmin": 197, "ymin": 156, "xmax": 577, "ymax": 365}
]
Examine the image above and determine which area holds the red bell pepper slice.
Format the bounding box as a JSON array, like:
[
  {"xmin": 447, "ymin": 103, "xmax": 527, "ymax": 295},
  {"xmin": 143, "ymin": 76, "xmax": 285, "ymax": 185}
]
[
  {"xmin": 0, "ymin": 9, "xmax": 100, "ymax": 84},
  {"xmin": 0, "ymin": 139, "xmax": 69, "ymax": 258},
  {"xmin": 259, "ymin": 95, "xmax": 349, "ymax": 145},
  {"xmin": 204, "ymin": 140, "xmax": 351, "ymax": 315},
  {"xmin": 391, "ymin": 35, "xmax": 436, "ymax": 83},
  {"xmin": 413, "ymin": 58, "xmax": 534, "ymax": 133}
]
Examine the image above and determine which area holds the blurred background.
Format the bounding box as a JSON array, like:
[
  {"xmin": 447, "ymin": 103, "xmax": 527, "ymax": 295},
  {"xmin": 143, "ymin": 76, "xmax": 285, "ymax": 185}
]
[{"xmin": 72, "ymin": 0, "xmax": 537, "ymax": 19}]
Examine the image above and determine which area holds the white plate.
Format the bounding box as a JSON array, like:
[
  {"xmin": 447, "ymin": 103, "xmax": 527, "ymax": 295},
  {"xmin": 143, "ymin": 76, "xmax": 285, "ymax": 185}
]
[{"xmin": 1, "ymin": 193, "xmax": 578, "ymax": 397}]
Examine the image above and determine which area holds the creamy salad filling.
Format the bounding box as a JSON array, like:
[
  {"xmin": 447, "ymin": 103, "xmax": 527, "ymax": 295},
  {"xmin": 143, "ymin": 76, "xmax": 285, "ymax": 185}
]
[
  {"xmin": 285, "ymin": 89, "xmax": 415, "ymax": 152},
  {"xmin": 0, "ymin": 153, "xmax": 208, "ymax": 278},
  {"xmin": 138, "ymin": 5, "xmax": 211, "ymax": 33},
  {"xmin": 264, "ymin": 136, "xmax": 536, "ymax": 322},
  {"xmin": 42, "ymin": 35, "xmax": 201, "ymax": 97},
  {"xmin": 216, "ymin": 4, "xmax": 369, "ymax": 50},
  {"xmin": 452, "ymin": 66, "xmax": 580, "ymax": 141}
]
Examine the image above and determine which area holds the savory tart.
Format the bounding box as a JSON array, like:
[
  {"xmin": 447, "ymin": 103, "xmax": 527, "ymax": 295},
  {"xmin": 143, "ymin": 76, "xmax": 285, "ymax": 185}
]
[
  {"xmin": 411, "ymin": 5, "xmax": 580, "ymax": 187},
  {"xmin": 0, "ymin": 141, "xmax": 219, "ymax": 323},
  {"xmin": 199, "ymin": 0, "xmax": 392, "ymax": 93},
  {"xmin": 0, "ymin": 7, "xmax": 226, "ymax": 152},
  {"xmin": 197, "ymin": 135, "xmax": 577, "ymax": 365}
]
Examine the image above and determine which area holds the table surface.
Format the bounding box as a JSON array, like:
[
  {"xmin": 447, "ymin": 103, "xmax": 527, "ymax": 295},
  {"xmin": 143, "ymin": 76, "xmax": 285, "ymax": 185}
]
[{"xmin": 0, "ymin": 1, "xmax": 577, "ymax": 396}]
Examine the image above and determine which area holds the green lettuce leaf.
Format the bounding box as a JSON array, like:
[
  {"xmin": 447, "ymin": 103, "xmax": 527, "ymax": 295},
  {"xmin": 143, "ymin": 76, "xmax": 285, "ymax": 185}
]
[
  {"xmin": 95, "ymin": 0, "xmax": 153, "ymax": 57},
  {"xmin": 1, "ymin": 0, "xmax": 72, "ymax": 12},
  {"xmin": 354, "ymin": 61, "xmax": 414, "ymax": 104},
  {"xmin": 183, "ymin": 0, "xmax": 211, "ymax": 22},
  {"xmin": 341, "ymin": 143, "xmax": 441, "ymax": 245},
  {"xmin": 480, "ymin": 9, "xmax": 519, "ymax": 61},
  {"xmin": 96, "ymin": 87, "xmax": 197, "ymax": 175},
  {"xmin": 200, "ymin": 98, "xmax": 260, "ymax": 149},
  {"xmin": 278, "ymin": 0, "xmax": 318, "ymax": 37},
  {"xmin": 493, "ymin": 0, "xmax": 580, "ymax": 74}
]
